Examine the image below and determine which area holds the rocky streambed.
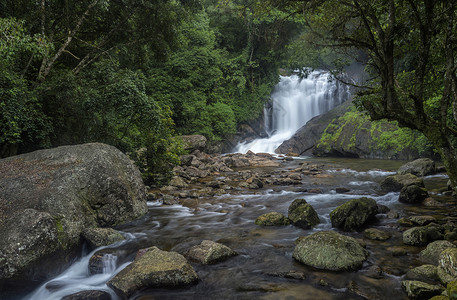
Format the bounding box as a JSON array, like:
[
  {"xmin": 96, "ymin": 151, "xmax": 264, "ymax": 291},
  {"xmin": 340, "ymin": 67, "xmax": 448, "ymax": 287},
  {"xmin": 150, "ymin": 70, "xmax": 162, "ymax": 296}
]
[{"xmin": 6, "ymin": 148, "xmax": 457, "ymax": 300}]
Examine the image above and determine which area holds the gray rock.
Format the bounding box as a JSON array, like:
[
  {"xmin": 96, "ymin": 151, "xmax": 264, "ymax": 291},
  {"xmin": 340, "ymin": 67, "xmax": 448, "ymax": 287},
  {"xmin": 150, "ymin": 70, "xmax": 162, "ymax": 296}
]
[
  {"xmin": 179, "ymin": 135, "xmax": 207, "ymax": 152},
  {"xmin": 403, "ymin": 224, "xmax": 444, "ymax": 246},
  {"xmin": 287, "ymin": 199, "xmax": 320, "ymax": 229},
  {"xmin": 401, "ymin": 280, "xmax": 444, "ymax": 299},
  {"xmin": 409, "ymin": 216, "xmax": 437, "ymax": 226},
  {"xmin": 363, "ymin": 228, "xmax": 391, "ymax": 241},
  {"xmin": 61, "ymin": 290, "xmax": 111, "ymax": 300},
  {"xmin": 255, "ymin": 212, "xmax": 291, "ymax": 226},
  {"xmin": 399, "ymin": 184, "xmax": 430, "ymax": 204},
  {"xmin": 398, "ymin": 158, "xmax": 436, "ymax": 177},
  {"xmin": 293, "ymin": 231, "xmax": 368, "ymax": 271},
  {"xmin": 421, "ymin": 240, "xmax": 456, "ymax": 264},
  {"xmin": 186, "ymin": 240, "xmax": 237, "ymax": 264},
  {"xmin": 82, "ymin": 228, "xmax": 124, "ymax": 250},
  {"xmin": 0, "ymin": 143, "xmax": 147, "ymax": 281},
  {"xmin": 381, "ymin": 174, "xmax": 425, "ymax": 192},
  {"xmin": 329, "ymin": 197, "xmax": 378, "ymax": 231},
  {"xmin": 107, "ymin": 247, "xmax": 198, "ymax": 298}
]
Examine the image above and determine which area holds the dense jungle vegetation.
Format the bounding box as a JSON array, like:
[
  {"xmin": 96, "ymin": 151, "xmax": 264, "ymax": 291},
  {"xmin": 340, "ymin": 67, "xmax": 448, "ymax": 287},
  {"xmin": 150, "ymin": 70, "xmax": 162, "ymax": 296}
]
[{"xmin": 1, "ymin": 0, "xmax": 457, "ymax": 191}]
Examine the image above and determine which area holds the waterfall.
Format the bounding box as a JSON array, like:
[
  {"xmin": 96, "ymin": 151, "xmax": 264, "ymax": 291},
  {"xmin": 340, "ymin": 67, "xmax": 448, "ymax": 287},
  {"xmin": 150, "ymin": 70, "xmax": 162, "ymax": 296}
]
[{"xmin": 235, "ymin": 70, "xmax": 350, "ymax": 154}]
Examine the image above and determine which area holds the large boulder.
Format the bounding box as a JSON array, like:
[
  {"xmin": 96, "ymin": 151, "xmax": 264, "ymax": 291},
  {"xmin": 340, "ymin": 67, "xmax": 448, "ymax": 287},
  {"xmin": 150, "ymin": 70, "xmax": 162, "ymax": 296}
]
[
  {"xmin": 398, "ymin": 158, "xmax": 436, "ymax": 177},
  {"xmin": 186, "ymin": 240, "xmax": 237, "ymax": 264},
  {"xmin": 0, "ymin": 143, "xmax": 147, "ymax": 281},
  {"xmin": 381, "ymin": 174, "xmax": 425, "ymax": 192},
  {"xmin": 287, "ymin": 198, "xmax": 320, "ymax": 229},
  {"xmin": 179, "ymin": 135, "xmax": 207, "ymax": 152},
  {"xmin": 399, "ymin": 184, "xmax": 430, "ymax": 204},
  {"xmin": 107, "ymin": 247, "xmax": 198, "ymax": 298},
  {"xmin": 255, "ymin": 212, "xmax": 290, "ymax": 226},
  {"xmin": 329, "ymin": 197, "xmax": 378, "ymax": 231},
  {"xmin": 293, "ymin": 231, "xmax": 368, "ymax": 271},
  {"xmin": 421, "ymin": 240, "xmax": 456, "ymax": 264},
  {"xmin": 403, "ymin": 224, "xmax": 444, "ymax": 246}
]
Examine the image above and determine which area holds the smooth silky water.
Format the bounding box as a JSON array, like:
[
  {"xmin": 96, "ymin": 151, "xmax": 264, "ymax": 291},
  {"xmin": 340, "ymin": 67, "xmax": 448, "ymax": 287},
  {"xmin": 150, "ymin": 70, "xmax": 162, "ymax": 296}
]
[{"xmin": 22, "ymin": 157, "xmax": 453, "ymax": 300}]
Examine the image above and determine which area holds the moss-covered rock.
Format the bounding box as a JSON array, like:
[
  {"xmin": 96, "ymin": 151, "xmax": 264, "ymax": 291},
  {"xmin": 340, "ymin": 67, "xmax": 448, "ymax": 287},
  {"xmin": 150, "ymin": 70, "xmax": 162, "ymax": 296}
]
[
  {"xmin": 329, "ymin": 197, "xmax": 378, "ymax": 231},
  {"xmin": 381, "ymin": 174, "xmax": 425, "ymax": 192},
  {"xmin": 421, "ymin": 240, "xmax": 456, "ymax": 264},
  {"xmin": 403, "ymin": 224, "xmax": 444, "ymax": 246},
  {"xmin": 287, "ymin": 199, "xmax": 320, "ymax": 229},
  {"xmin": 405, "ymin": 265, "xmax": 439, "ymax": 283},
  {"xmin": 448, "ymin": 281, "xmax": 457, "ymax": 300},
  {"xmin": 401, "ymin": 280, "xmax": 444, "ymax": 300},
  {"xmin": 255, "ymin": 212, "xmax": 290, "ymax": 226},
  {"xmin": 292, "ymin": 231, "xmax": 368, "ymax": 271},
  {"xmin": 107, "ymin": 247, "xmax": 198, "ymax": 298},
  {"xmin": 82, "ymin": 228, "xmax": 125, "ymax": 251},
  {"xmin": 186, "ymin": 240, "xmax": 237, "ymax": 264},
  {"xmin": 363, "ymin": 228, "xmax": 391, "ymax": 241},
  {"xmin": 398, "ymin": 158, "xmax": 436, "ymax": 177},
  {"xmin": 439, "ymin": 248, "xmax": 457, "ymax": 278},
  {"xmin": 399, "ymin": 184, "xmax": 430, "ymax": 204}
]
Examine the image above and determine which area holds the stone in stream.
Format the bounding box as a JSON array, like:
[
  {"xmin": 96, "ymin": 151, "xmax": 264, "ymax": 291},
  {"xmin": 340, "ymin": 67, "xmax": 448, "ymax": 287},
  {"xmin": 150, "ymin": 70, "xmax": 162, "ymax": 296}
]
[
  {"xmin": 420, "ymin": 240, "xmax": 456, "ymax": 264},
  {"xmin": 61, "ymin": 290, "xmax": 111, "ymax": 300},
  {"xmin": 293, "ymin": 231, "xmax": 368, "ymax": 271},
  {"xmin": 107, "ymin": 247, "xmax": 198, "ymax": 298},
  {"xmin": 329, "ymin": 197, "xmax": 378, "ymax": 231},
  {"xmin": 186, "ymin": 240, "xmax": 237, "ymax": 264},
  {"xmin": 403, "ymin": 224, "xmax": 444, "ymax": 246},
  {"xmin": 363, "ymin": 228, "xmax": 391, "ymax": 241},
  {"xmin": 405, "ymin": 265, "xmax": 439, "ymax": 283},
  {"xmin": 255, "ymin": 212, "xmax": 291, "ymax": 226},
  {"xmin": 380, "ymin": 173, "xmax": 425, "ymax": 192},
  {"xmin": 398, "ymin": 158, "xmax": 436, "ymax": 177},
  {"xmin": 287, "ymin": 198, "xmax": 320, "ymax": 229},
  {"xmin": 81, "ymin": 228, "xmax": 125, "ymax": 251},
  {"xmin": 401, "ymin": 280, "xmax": 444, "ymax": 300},
  {"xmin": 88, "ymin": 249, "xmax": 118, "ymax": 275},
  {"xmin": 399, "ymin": 184, "xmax": 430, "ymax": 204},
  {"xmin": 439, "ymin": 248, "xmax": 457, "ymax": 279}
]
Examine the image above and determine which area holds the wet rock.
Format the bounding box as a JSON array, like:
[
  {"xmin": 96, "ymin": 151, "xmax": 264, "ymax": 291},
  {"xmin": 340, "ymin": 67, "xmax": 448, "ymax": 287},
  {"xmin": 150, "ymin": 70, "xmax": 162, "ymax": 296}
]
[
  {"xmin": 81, "ymin": 228, "xmax": 124, "ymax": 250},
  {"xmin": 179, "ymin": 135, "xmax": 207, "ymax": 152},
  {"xmin": 401, "ymin": 280, "xmax": 444, "ymax": 300},
  {"xmin": 387, "ymin": 210, "xmax": 400, "ymax": 219},
  {"xmin": 377, "ymin": 204, "xmax": 390, "ymax": 214},
  {"xmin": 185, "ymin": 166, "xmax": 210, "ymax": 178},
  {"xmin": 266, "ymin": 270, "xmax": 307, "ymax": 280},
  {"xmin": 409, "ymin": 216, "xmax": 437, "ymax": 226},
  {"xmin": 399, "ymin": 184, "xmax": 430, "ymax": 204},
  {"xmin": 437, "ymin": 266, "xmax": 456, "ymax": 285},
  {"xmin": 287, "ymin": 199, "xmax": 320, "ymax": 229},
  {"xmin": 424, "ymin": 197, "xmax": 446, "ymax": 207},
  {"xmin": 0, "ymin": 143, "xmax": 147, "ymax": 281},
  {"xmin": 398, "ymin": 217, "xmax": 416, "ymax": 227},
  {"xmin": 398, "ymin": 158, "xmax": 436, "ymax": 177},
  {"xmin": 363, "ymin": 228, "xmax": 391, "ymax": 241},
  {"xmin": 386, "ymin": 246, "xmax": 410, "ymax": 256},
  {"xmin": 329, "ymin": 197, "xmax": 378, "ymax": 231},
  {"xmin": 421, "ymin": 240, "xmax": 456, "ymax": 264},
  {"xmin": 439, "ymin": 248, "xmax": 457, "ymax": 278},
  {"xmin": 381, "ymin": 173, "xmax": 425, "ymax": 192},
  {"xmin": 61, "ymin": 290, "xmax": 111, "ymax": 300},
  {"xmin": 169, "ymin": 176, "xmax": 188, "ymax": 188},
  {"xmin": 88, "ymin": 249, "xmax": 118, "ymax": 275},
  {"xmin": 293, "ymin": 231, "xmax": 368, "ymax": 271},
  {"xmin": 336, "ymin": 187, "xmax": 350, "ymax": 194},
  {"xmin": 447, "ymin": 281, "xmax": 457, "ymax": 299},
  {"xmin": 363, "ymin": 265, "xmax": 384, "ymax": 279},
  {"xmin": 403, "ymin": 224, "xmax": 444, "ymax": 246},
  {"xmin": 186, "ymin": 240, "xmax": 237, "ymax": 264},
  {"xmin": 255, "ymin": 212, "xmax": 291, "ymax": 226},
  {"xmin": 107, "ymin": 247, "xmax": 198, "ymax": 298},
  {"xmin": 405, "ymin": 265, "xmax": 439, "ymax": 283}
]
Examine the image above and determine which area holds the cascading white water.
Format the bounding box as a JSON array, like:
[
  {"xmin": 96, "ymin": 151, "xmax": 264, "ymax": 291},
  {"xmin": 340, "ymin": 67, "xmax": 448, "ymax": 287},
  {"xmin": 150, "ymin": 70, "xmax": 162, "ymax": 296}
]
[{"xmin": 235, "ymin": 70, "xmax": 350, "ymax": 154}]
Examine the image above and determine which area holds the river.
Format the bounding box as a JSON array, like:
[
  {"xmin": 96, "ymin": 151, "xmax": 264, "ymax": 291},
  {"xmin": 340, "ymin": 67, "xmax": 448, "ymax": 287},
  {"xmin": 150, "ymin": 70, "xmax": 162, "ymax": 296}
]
[{"xmin": 23, "ymin": 156, "xmax": 452, "ymax": 300}]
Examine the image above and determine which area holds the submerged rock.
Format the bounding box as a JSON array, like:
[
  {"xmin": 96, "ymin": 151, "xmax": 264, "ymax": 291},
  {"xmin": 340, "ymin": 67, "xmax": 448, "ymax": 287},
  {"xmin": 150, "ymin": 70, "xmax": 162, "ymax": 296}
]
[
  {"xmin": 329, "ymin": 197, "xmax": 378, "ymax": 231},
  {"xmin": 82, "ymin": 228, "xmax": 124, "ymax": 250},
  {"xmin": 287, "ymin": 199, "xmax": 320, "ymax": 229},
  {"xmin": 0, "ymin": 143, "xmax": 147, "ymax": 281},
  {"xmin": 381, "ymin": 174, "xmax": 425, "ymax": 192},
  {"xmin": 255, "ymin": 212, "xmax": 291, "ymax": 226},
  {"xmin": 363, "ymin": 228, "xmax": 391, "ymax": 241},
  {"xmin": 107, "ymin": 247, "xmax": 198, "ymax": 298},
  {"xmin": 401, "ymin": 280, "xmax": 444, "ymax": 300},
  {"xmin": 186, "ymin": 240, "xmax": 237, "ymax": 264},
  {"xmin": 293, "ymin": 231, "xmax": 368, "ymax": 271},
  {"xmin": 398, "ymin": 158, "xmax": 436, "ymax": 177}
]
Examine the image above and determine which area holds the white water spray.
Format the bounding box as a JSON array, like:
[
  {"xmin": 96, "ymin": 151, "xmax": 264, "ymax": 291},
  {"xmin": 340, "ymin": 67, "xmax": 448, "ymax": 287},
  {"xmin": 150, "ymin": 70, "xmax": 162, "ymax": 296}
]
[{"xmin": 235, "ymin": 70, "xmax": 350, "ymax": 154}]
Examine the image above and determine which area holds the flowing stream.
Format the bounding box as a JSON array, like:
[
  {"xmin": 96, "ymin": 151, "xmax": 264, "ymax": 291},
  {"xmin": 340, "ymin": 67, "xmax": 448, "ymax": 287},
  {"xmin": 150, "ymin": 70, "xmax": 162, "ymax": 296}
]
[
  {"xmin": 21, "ymin": 157, "xmax": 453, "ymax": 300},
  {"xmin": 235, "ymin": 71, "xmax": 350, "ymax": 154}
]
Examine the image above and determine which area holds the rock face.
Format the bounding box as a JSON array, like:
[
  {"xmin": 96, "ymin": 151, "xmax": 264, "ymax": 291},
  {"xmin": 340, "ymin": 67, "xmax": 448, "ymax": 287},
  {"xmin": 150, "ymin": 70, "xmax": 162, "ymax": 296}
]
[
  {"xmin": 186, "ymin": 240, "xmax": 237, "ymax": 264},
  {"xmin": 255, "ymin": 212, "xmax": 291, "ymax": 226},
  {"xmin": 329, "ymin": 197, "xmax": 378, "ymax": 231},
  {"xmin": 287, "ymin": 199, "xmax": 320, "ymax": 229},
  {"xmin": 399, "ymin": 184, "xmax": 430, "ymax": 204},
  {"xmin": 0, "ymin": 143, "xmax": 148, "ymax": 281},
  {"xmin": 293, "ymin": 231, "xmax": 368, "ymax": 271},
  {"xmin": 381, "ymin": 174, "xmax": 425, "ymax": 192},
  {"xmin": 107, "ymin": 247, "xmax": 198, "ymax": 298},
  {"xmin": 398, "ymin": 158, "xmax": 436, "ymax": 177}
]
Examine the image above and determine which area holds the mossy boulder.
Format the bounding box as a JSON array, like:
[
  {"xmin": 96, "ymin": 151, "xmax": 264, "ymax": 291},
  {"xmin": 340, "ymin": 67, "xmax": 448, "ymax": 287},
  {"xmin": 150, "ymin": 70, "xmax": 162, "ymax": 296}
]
[
  {"xmin": 399, "ymin": 184, "xmax": 430, "ymax": 204},
  {"xmin": 107, "ymin": 247, "xmax": 198, "ymax": 298},
  {"xmin": 421, "ymin": 240, "xmax": 456, "ymax": 264},
  {"xmin": 363, "ymin": 228, "xmax": 391, "ymax": 241},
  {"xmin": 398, "ymin": 158, "xmax": 436, "ymax": 177},
  {"xmin": 401, "ymin": 280, "xmax": 444, "ymax": 300},
  {"xmin": 405, "ymin": 265, "xmax": 439, "ymax": 283},
  {"xmin": 439, "ymin": 248, "xmax": 457, "ymax": 278},
  {"xmin": 82, "ymin": 228, "xmax": 125, "ymax": 251},
  {"xmin": 287, "ymin": 199, "xmax": 320, "ymax": 229},
  {"xmin": 329, "ymin": 197, "xmax": 378, "ymax": 231},
  {"xmin": 292, "ymin": 231, "xmax": 368, "ymax": 271},
  {"xmin": 186, "ymin": 240, "xmax": 237, "ymax": 264},
  {"xmin": 448, "ymin": 281, "xmax": 457, "ymax": 300},
  {"xmin": 403, "ymin": 224, "xmax": 444, "ymax": 246},
  {"xmin": 381, "ymin": 174, "xmax": 425, "ymax": 192},
  {"xmin": 0, "ymin": 143, "xmax": 147, "ymax": 282},
  {"xmin": 255, "ymin": 212, "xmax": 290, "ymax": 226}
]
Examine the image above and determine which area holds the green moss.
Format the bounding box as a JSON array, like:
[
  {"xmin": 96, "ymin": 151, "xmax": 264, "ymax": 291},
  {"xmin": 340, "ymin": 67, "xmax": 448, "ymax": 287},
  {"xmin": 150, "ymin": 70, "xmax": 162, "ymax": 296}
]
[{"xmin": 54, "ymin": 217, "xmax": 68, "ymax": 249}]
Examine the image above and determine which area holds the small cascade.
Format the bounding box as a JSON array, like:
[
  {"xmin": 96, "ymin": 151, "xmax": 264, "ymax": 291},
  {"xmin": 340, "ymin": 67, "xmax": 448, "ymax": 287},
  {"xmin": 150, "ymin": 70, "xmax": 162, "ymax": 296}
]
[
  {"xmin": 235, "ymin": 70, "xmax": 350, "ymax": 154},
  {"xmin": 102, "ymin": 253, "xmax": 118, "ymax": 274}
]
